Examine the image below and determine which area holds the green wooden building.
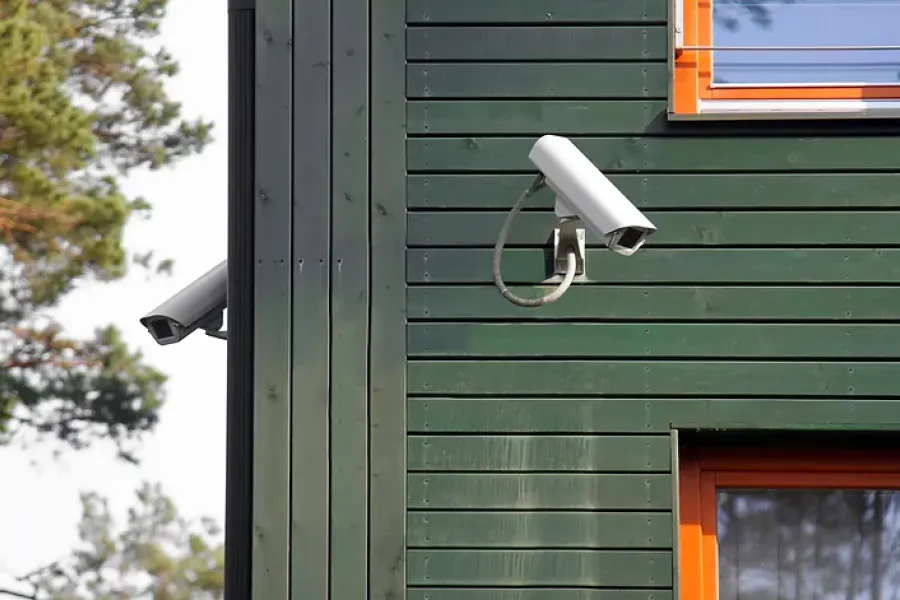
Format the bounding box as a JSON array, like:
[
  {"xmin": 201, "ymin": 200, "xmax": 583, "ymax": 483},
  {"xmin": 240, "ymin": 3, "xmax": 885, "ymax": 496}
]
[{"xmin": 223, "ymin": 0, "xmax": 900, "ymax": 598}]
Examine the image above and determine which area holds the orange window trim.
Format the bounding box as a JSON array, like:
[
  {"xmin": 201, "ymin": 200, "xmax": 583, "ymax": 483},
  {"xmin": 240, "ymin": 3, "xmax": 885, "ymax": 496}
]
[
  {"xmin": 671, "ymin": 0, "xmax": 900, "ymax": 112},
  {"xmin": 678, "ymin": 448, "xmax": 900, "ymax": 600}
]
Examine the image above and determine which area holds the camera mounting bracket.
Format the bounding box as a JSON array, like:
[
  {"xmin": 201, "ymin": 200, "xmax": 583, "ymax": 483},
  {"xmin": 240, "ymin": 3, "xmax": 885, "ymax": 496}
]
[
  {"xmin": 200, "ymin": 311, "xmax": 228, "ymax": 341},
  {"xmin": 553, "ymin": 218, "xmax": 586, "ymax": 277}
]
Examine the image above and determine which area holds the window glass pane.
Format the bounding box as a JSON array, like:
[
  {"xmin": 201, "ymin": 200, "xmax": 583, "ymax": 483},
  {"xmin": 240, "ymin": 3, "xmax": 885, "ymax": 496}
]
[
  {"xmin": 717, "ymin": 489, "xmax": 900, "ymax": 600},
  {"xmin": 711, "ymin": 0, "xmax": 900, "ymax": 86}
]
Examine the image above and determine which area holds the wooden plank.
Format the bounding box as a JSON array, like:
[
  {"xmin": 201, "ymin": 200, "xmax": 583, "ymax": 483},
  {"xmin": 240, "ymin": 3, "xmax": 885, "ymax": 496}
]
[
  {"xmin": 329, "ymin": 0, "xmax": 368, "ymax": 591},
  {"xmin": 408, "ymin": 249, "xmax": 900, "ymax": 284},
  {"xmin": 409, "ymin": 474, "xmax": 673, "ymax": 509},
  {"xmin": 407, "ymin": 511, "xmax": 674, "ymax": 548},
  {"xmin": 408, "ymin": 591, "xmax": 673, "ymax": 600},
  {"xmin": 409, "ymin": 397, "xmax": 900, "ymax": 435},
  {"xmin": 406, "ymin": 100, "xmax": 900, "ymax": 136},
  {"xmin": 408, "ymin": 435, "xmax": 670, "ymax": 472},
  {"xmin": 408, "ymin": 550, "xmax": 673, "ymax": 587},
  {"xmin": 408, "ymin": 361, "xmax": 900, "ymax": 397},
  {"xmin": 408, "ymin": 211, "xmax": 900, "ymax": 247},
  {"xmin": 407, "ymin": 137, "xmax": 900, "ymax": 172},
  {"xmin": 408, "ymin": 173, "xmax": 900, "ymax": 209},
  {"xmin": 407, "ymin": 473, "xmax": 672, "ymax": 510},
  {"xmin": 370, "ymin": 0, "xmax": 407, "ymax": 594},
  {"xmin": 407, "ymin": 27, "xmax": 667, "ymax": 61},
  {"xmin": 292, "ymin": 0, "xmax": 332, "ymax": 594},
  {"xmin": 407, "ymin": 101, "xmax": 662, "ymax": 134},
  {"xmin": 408, "ymin": 63, "xmax": 669, "ymax": 99},
  {"xmin": 253, "ymin": 0, "xmax": 293, "ymax": 597},
  {"xmin": 409, "ymin": 398, "xmax": 663, "ymax": 433},
  {"xmin": 407, "ymin": 0, "xmax": 666, "ymax": 24},
  {"xmin": 410, "ymin": 399, "xmax": 900, "ymax": 433},
  {"xmin": 408, "ymin": 323, "xmax": 900, "ymax": 359},
  {"xmin": 408, "ymin": 286, "xmax": 900, "ymax": 321},
  {"xmin": 408, "ymin": 398, "xmax": 900, "ymax": 433}
]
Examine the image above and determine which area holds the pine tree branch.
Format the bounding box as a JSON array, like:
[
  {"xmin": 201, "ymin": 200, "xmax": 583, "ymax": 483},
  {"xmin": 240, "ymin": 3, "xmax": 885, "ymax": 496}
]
[{"xmin": 0, "ymin": 588, "xmax": 38, "ymax": 600}]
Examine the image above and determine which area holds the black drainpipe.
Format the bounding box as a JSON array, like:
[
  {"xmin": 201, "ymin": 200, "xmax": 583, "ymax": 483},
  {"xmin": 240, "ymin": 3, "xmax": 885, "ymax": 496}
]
[{"xmin": 226, "ymin": 1, "xmax": 255, "ymax": 598}]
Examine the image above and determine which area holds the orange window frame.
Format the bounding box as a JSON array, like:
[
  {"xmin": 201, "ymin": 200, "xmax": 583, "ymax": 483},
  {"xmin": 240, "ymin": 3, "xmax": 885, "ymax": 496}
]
[
  {"xmin": 671, "ymin": 0, "xmax": 900, "ymax": 116},
  {"xmin": 678, "ymin": 447, "xmax": 900, "ymax": 600}
]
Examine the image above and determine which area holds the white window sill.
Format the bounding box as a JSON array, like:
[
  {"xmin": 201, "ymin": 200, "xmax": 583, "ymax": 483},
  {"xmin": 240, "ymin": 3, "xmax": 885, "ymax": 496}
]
[{"xmin": 670, "ymin": 99, "xmax": 900, "ymax": 120}]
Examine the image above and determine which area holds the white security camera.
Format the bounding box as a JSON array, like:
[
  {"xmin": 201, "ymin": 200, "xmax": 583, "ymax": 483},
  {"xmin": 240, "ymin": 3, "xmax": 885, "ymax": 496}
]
[
  {"xmin": 492, "ymin": 135, "xmax": 659, "ymax": 308},
  {"xmin": 139, "ymin": 260, "xmax": 227, "ymax": 345},
  {"xmin": 528, "ymin": 135, "xmax": 656, "ymax": 256}
]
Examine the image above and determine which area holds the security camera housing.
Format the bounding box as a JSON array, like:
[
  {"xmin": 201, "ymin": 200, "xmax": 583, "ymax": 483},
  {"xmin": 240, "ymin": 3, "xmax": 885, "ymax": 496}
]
[
  {"xmin": 140, "ymin": 260, "xmax": 228, "ymax": 345},
  {"xmin": 529, "ymin": 135, "xmax": 657, "ymax": 256}
]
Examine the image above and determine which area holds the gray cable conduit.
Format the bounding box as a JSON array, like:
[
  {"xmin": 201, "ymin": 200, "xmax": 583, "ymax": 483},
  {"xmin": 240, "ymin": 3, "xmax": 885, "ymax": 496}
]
[{"xmin": 492, "ymin": 173, "xmax": 579, "ymax": 308}]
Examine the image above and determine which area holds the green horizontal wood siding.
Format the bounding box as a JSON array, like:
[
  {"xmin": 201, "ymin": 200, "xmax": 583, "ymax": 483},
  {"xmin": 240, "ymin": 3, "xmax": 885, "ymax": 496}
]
[
  {"xmin": 407, "ymin": 27, "xmax": 667, "ymax": 61},
  {"xmin": 408, "ymin": 211, "xmax": 900, "ymax": 247},
  {"xmin": 408, "ymin": 399, "xmax": 900, "ymax": 433},
  {"xmin": 409, "ymin": 101, "xmax": 664, "ymax": 134},
  {"xmin": 408, "ymin": 137, "xmax": 900, "ymax": 172},
  {"xmin": 407, "ymin": 511, "xmax": 674, "ymax": 548},
  {"xmin": 400, "ymin": 4, "xmax": 900, "ymax": 600},
  {"xmin": 409, "ymin": 474, "xmax": 673, "ymax": 509},
  {"xmin": 408, "ymin": 550, "xmax": 673, "ymax": 587},
  {"xmin": 408, "ymin": 323, "xmax": 900, "ymax": 358},
  {"xmin": 407, "ymin": 0, "xmax": 667, "ymax": 24},
  {"xmin": 407, "ymin": 286, "xmax": 900, "ymax": 321},
  {"xmin": 408, "ymin": 249, "xmax": 900, "ymax": 284},
  {"xmin": 408, "ymin": 592, "xmax": 673, "ymax": 600},
  {"xmin": 408, "ymin": 63, "xmax": 669, "ymax": 98},
  {"xmin": 408, "ymin": 361, "xmax": 900, "ymax": 396},
  {"xmin": 407, "ymin": 101, "xmax": 900, "ymax": 136},
  {"xmin": 408, "ymin": 435, "xmax": 670, "ymax": 471},
  {"xmin": 408, "ymin": 174, "xmax": 900, "ymax": 209}
]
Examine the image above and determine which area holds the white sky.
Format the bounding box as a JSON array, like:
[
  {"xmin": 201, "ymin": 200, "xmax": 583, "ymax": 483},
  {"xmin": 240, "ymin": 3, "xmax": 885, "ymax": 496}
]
[{"xmin": 0, "ymin": 0, "xmax": 228, "ymax": 587}]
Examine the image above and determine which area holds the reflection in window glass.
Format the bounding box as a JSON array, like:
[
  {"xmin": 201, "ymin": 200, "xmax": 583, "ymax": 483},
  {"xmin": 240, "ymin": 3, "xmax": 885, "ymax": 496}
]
[
  {"xmin": 717, "ymin": 489, "xmax": 900, "ymax": 600},
  {"xmin": 711, "ymin": 0, "xmax": 900, "ymax": 86}
]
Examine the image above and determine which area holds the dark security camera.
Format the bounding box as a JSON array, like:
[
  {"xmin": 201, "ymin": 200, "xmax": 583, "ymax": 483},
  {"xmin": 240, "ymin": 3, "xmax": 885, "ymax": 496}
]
[{"xmin": 140, "ymin": 260, "xmax": 227, "ymax": 345}]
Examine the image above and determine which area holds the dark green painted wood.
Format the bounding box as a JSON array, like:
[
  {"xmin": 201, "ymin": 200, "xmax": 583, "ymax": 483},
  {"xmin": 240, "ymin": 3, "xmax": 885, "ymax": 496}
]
[
  {"xmin": 408, "ymin": 550, "xmax": 673, "ymax": 587},
  {"xmin": 408, "ymin": 361, "xmax": 900, "ymax": 396},
  {"xmin": 407, "ymin": 511, "xmax": 674, "ymax": 548},
  {"xmin": 407, "ymin": 137, "xmax": 900, "ymax": 172},
  {"xmin": 253, "ymin": 0, "xmax": 292, "ymax": 596},
  {"xmin": 408, "ymin": 435, "xmax": 670, "ymax": 471},
  {"xmin": 408, "ymin": 63, "xmax": 669, "ymax": 99},
  {"xmin": 406, "ymin": 101, "xmax": 900, "ymax": 136},
  {"xmin": 408, "ymin": 591, "xmax": 674, "ymax": 600},
  {"xmin": 408, "ymin": 249, "xmax": 900, "ymax": 284},
  {"xmin": 408, "ymin": 286, "xmax": 900, "ymax": 321},
  {"xmin": 409, "ymin": 323, "xmax": 900, "ymax": 358},
  {"xmin": 408, "ymin": 399, "xmax": 900, "ymax": 433},
  {"xmin": 407, "ymin": 174, "xmax": 900, "ymax": 209},
  {"xmin": 330, "ymin": 0, "xmax": 368, "ymax": 591},
  {"xmin": 407, "ymin": 101, "xmax": 662, "ymax": 134},
  {"xmin": 292, "ymin": 0, "xmax": 331, "ymax": 593},
  {"xmin": 408, "ymin": 211, "xmax": 900, "ymax": 247},
  {"xmin": 398, "ymin": 6, "xmax": 900, "ymax": 598},
  {"xmin": 407, "ymin": 0, "xmax": 666, "ymax": 24},
  {"xmin": 409, "ymin": 474, "xmax": 673, "ymax": 509},
  {"xmin": 370, "ymin": 0, "xmax": 407, "ymax": 593},
  {"xmin": 407, "ymin": 27, "xmax": 667, "ymax": 61}
]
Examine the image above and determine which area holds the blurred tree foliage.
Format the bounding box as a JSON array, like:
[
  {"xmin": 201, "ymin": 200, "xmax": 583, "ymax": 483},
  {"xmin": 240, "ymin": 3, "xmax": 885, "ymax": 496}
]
[
  {"xmin": 0, "ymin": 0, "xmax": 212, "ymax": 461},
  {"xmin": 1, "ymin": 483, "xmax": 224, "ymax": 600},
  {"xmin": 718, "ymin": 489, "xmax": 899, "ymax": 600},
  {"xmin": 714, "ymin": 0, "xmax": 795, "ymax": 31}
]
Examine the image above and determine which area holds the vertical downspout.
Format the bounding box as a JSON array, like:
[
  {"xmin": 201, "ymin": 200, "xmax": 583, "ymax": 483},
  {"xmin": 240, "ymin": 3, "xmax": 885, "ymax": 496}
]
[{"xmin": 226, "ymin": 1, "xmax": 255, "ymax": 598}]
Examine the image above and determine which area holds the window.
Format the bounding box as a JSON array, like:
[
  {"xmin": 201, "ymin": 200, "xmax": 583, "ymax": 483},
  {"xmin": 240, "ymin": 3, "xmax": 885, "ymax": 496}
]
[
  {"xmin": 671, "ymin": 0, "xmax": 900, "ymax": 118},
  {"xmin": 679, "ymin": 448, "xmax": 900, "ymax": 600}
]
